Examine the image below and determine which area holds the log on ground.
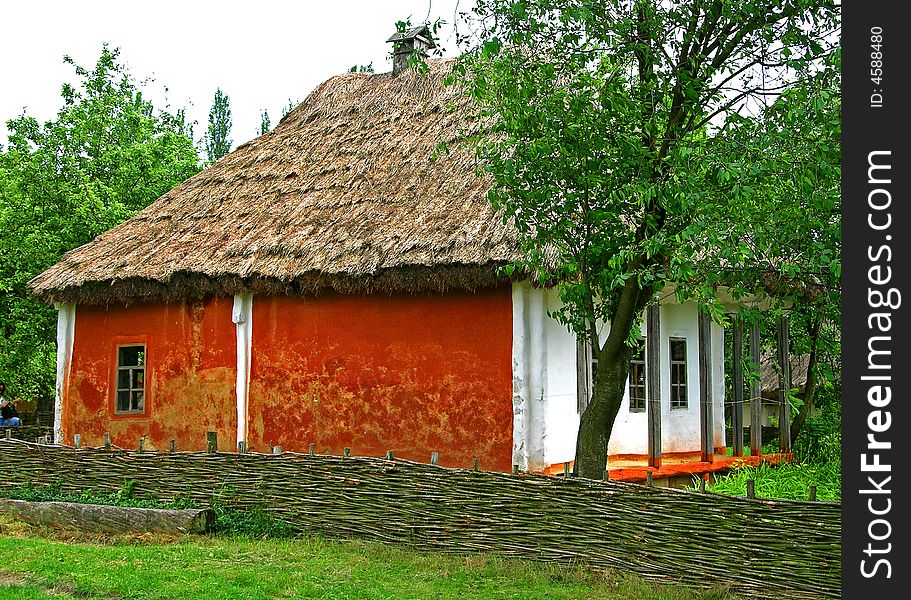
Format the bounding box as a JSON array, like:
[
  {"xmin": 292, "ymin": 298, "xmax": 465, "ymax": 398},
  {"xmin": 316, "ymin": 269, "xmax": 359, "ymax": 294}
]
[{"xmin": 0, "ymin": 498, "xmax": 216, "ymax": 534}]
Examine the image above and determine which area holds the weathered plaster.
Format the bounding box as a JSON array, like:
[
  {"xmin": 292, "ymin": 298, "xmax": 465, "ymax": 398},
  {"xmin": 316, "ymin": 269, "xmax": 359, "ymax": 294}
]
[
  {"xmin": 63, "ymin": 298, "xmax": 236, "ymax": 451},
  {"xmin": 247, "ymin": 289, "xmax": 514, "ymax": 471}
]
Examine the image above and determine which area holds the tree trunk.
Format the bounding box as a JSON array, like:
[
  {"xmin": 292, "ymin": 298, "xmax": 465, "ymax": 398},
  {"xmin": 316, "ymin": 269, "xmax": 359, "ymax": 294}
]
[
  {"xmin": 790, "ymin": 318, "xmax": 822, "ymax": 443},
  {"xmin": 574, "ymin": 279, "xmax": 651, "ymax": 480},
  {"xmin": 574, "ymin": 349, "xmax": 633, "ymax": 479},
  {"xmin": 0, "ymin": 498, "xmax": 216, "ymax": 535}
]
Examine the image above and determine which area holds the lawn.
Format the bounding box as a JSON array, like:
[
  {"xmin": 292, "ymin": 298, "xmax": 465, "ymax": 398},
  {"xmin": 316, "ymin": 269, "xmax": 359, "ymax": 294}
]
[{"xmin": 0, "ymin": 518, "xmax": 737, "ymax": 600}]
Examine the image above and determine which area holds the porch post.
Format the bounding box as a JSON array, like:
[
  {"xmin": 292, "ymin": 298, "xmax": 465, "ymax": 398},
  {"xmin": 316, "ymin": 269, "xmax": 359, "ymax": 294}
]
[
  {"xmin": 749, "ymin": 321, "xmax": 763, "ymax": 456},
  {"xmin": 698, "ymin": 310, "xmax": 714, "ymax": 462},
  {"xmin": 646, "ymin": 305, "xmax": 662, "ymax": 468},
  {"xmin": 731, "ymin": 317, "xmax": 745, "ymax": 457},
  {"xmin": 777, "ymin": 314, "xmax": 793, "ymax": 453}
]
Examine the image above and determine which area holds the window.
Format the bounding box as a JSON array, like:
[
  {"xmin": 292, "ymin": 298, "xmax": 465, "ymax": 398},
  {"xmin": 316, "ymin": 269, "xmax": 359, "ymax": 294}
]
[
  {"xmin": 628, "ymin": 340, "xmax": 646, "ymax": 412},
  {"xmin": 577, "ymin": 337, "xmax": 596, "ymax": 413},
  {"xmin": 116, "ymin": 345, "xmax": 146, "ymax": 414},
  {"xmin": 669, "ymin": 338, "xmax": 688, "ymax": 409}
]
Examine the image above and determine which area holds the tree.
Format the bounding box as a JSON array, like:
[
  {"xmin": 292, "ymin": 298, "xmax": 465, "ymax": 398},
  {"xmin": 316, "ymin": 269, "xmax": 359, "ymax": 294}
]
[
  {"xmin": 705, "ymin": 66, "xmax": 841, "ymax": 445},
  {"xmin": 204, "ymin": 88, "xmax": 232, "ymax": 163},
  {"xmin": 457, "ymin": 0, "xmax": 840, "ymax": 478},
  {"xmin": 0, "ymin": 45, "xmax": 201, "ymax": 400},
  {"xmin": 259, "ymin": 109, "xmax": 271, "ymax": 135}
]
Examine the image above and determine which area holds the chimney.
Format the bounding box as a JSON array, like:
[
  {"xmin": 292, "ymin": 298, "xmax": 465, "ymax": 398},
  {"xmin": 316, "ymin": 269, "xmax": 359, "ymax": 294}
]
[{"xmin": 386, "ymin": 24, "xmax": 436, "ymax": 74}]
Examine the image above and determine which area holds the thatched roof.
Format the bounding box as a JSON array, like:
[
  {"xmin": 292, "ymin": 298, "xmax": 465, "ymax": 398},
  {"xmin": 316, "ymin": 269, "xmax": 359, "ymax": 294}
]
[
  {"xmin": 30, "ymin": 60, "xmax": 519, "ymax": 305},
  {"xmin": 760, "ymin": 352, "xmax": 811, "ymax": 400}
]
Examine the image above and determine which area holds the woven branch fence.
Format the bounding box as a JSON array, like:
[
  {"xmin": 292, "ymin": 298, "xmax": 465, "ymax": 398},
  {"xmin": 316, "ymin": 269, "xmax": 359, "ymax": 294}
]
[{"xmin": 0, "ymin": 439, "xmax": 839, "ymax": 599}]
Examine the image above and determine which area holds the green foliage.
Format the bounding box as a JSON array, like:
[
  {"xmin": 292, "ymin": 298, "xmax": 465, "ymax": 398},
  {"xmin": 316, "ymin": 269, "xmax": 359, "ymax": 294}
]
[
  {"xmin": 203, "ymin": 87, "xmax": 232, "ymax": 163},
  {"xmin": 348, "ymin": 62, "xmax": 375, "ymax": 73},
  {"xmin": 259, "ymin": 109, "xmax": 271, "ymax": 134},
  {"xmin": 208, "ymin": 499, "xmax": 295, "ymax": 538},
  {"xmin": 793, "ymin": 401, "xmax": 841, "ymax": 464},
  {"xmin": 280, "ymin": 98, "xmax": 299, "ymax": 119},
  {"xmin": 0, "ymin": 45, "xmax": 201, "ymax": 400},
  {"xmin": 700, "ymin": 460, "xmax": 840, "ymax": 502},
  {"xmin": 455, "ymin": 0, "xmax": 840, "ymax": 477}
]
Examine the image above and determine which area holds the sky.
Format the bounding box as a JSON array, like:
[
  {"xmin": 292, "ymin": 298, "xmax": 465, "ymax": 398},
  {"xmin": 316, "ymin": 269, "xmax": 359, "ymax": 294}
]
[{"xmin": 0, "ymin": 0, "xmax": 472, "ymax": 150}]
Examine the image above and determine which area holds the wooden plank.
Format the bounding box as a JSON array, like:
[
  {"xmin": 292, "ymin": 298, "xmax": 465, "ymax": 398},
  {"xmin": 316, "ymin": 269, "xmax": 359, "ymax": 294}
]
[
  {"xmin": 698, "ymin": 311, "xmax": 714, "ymax": 462},
  {"xmin": 646, "ymin": 305, "xmax": 662, "ymax": 467},
  {"xmin": 777, "ymin": 315, "xmax": 792, "ymax": 452},
  {"xmin": 749, "ymin": 322, "xmax": 763, "ymax": 456},
  {"xmin": 731, "ymin": 318, "xmax": 745, "ymax": 457}
]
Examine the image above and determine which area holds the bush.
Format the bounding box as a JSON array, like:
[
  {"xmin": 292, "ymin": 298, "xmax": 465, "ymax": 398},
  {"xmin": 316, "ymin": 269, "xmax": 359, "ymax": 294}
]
[{"xmin": 793, "ymin": 401, "xmax": 841, "ymax": 465}]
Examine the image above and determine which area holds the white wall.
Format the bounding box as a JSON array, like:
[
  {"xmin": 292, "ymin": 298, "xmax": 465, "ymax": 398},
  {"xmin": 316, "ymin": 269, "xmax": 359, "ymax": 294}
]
[
  {"xmin": 512, "ymin": 284, "xmax": 727, "ymax": 468},
  {"xmin": 511, "ymin": 283, "xmax": 579, "ymax": 470}
]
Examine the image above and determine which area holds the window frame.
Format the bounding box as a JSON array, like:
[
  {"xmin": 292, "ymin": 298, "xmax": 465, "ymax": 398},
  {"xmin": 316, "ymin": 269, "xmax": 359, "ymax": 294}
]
[
  {"xmin": 669, "ymin": 337, "xmax": 688, "ymax": 409},
  {"xmin": 113, "ymin": 343, "xmax": 148, "ymax": 416},
  {"xmin": 628, "ymin": 339, "xmax": 646, "ymax": 412}
]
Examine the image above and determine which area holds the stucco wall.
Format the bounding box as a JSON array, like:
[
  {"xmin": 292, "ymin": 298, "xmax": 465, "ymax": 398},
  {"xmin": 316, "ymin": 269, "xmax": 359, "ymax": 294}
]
[
  {"xmin": 513, "ymin": 284, "xmax": 727, "ymax": 468},
  {"xmin": 64, "ymin": 298, "xmax": 237, "ymax": 451},
  {"xmin": 511, "ymin": 284, "xmax": 580, "ymax": 471},
  {"xmin": 247, "ymin": 288, "xmax": 514, "ymax": 471}
]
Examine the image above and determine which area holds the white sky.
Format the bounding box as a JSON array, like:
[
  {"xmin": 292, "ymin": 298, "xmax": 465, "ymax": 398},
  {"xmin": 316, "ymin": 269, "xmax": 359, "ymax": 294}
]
[{"xmin": 0, "ymin": 0, "xmax": 472, "ymax": 150}]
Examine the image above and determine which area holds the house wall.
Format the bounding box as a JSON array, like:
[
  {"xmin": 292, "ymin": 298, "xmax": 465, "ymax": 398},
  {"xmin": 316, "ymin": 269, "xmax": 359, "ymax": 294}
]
[
  {"xmin": 63, "ymin": 299, "xmax": 237, "ymax": 450},
  {"xmin": 246, "ymin": 288, "xmax": 514, "ymax": 471},
  {"xmin": 511, "ymin": 284, "xmax": 579, "ymax": 471},
  {"xmin": 512, "ymin": 284, "xmax": 727, "ymax": 470}
]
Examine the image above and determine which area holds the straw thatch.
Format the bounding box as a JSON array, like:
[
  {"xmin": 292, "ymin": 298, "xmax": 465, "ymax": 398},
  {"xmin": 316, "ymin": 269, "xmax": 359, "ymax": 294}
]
[{"xmin": 30, "ymin": 60, "xmax": 520, "ymax": 305}]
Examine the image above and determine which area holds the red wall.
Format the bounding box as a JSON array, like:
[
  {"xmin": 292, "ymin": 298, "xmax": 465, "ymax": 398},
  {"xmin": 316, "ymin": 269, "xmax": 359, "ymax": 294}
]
[
  {"xmin": 65, "ymin": 298, "xmax": 236, "ymax": 450},
  {"xmin": 248, "ymin": 288, "xmax": 514, "ymax": 471}
]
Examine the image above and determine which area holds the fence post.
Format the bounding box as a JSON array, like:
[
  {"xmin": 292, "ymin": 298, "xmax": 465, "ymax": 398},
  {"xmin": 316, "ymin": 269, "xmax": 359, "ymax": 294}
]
[
  {"xmin": 73, "ymin": 434, "xmax": 81, "ymax": 449},
  {"xmin": 472, "ymin": 457, "xmax": 479, "ymax": 471},
  {"xmin": 237, "ymin": 440, "xmax": 246, "ymax": 454},
  {"xmin": 273, "ymin": 445, "xmax": 282, "ymax": 455},
  {"xmin": 808, "ymin": 485, "xmax": 817, "ymax": 502},
  {"xmin": 430, "ymin": 452, "xmax": 439, "ymax": 466},
  {"xmin": 564, "ymin": 461, "xmax": 571, "ymax": 478},
  {"xmin": 169, "ymin": 440, "xmax": 175, "ymax": 454},
  {"xmin": 699, "ymin": 477, "xmax": 706, "ymax": 493},
  {"xmin": 206, "ymin": 431, "xmax": 218, "ymax": 453},
  {"xmin": 646, "ymin": 471, "xmax": 653, "ymax": 487},
  {"xmin": 344, "ymin": 447, "xmax": 351, "ymax": 458},
  {"xmin": 4, "ymin": 429, "xmax": 9, "ymax": 441},
  {"xmin": 104, "ymin": 432, "xmax": 111, "ymax": 450},
  {"xmin": 746, "ymin": 479, "xmax": 756, "ymax": 499},
  {"xmin": 385, "ymin": 450, "xmax": 394, "ymax": 460},
  {"xmin": 513, "ymin": 464, "xmax": 520, "ymax": 475},
  {"xmin": 138, "ymin": 437, "xmax": 144, "ymax": 452},
  {"xmin": 308, "ymin": 443, "xmax": 315, "ymax": 456}
]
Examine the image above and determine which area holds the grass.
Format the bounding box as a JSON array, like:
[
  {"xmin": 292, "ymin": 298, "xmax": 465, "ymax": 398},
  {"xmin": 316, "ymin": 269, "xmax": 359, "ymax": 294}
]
[
  {"xmin": 703, "ymin": 460, "xmax": 840, "ymax": 501},
  {"xmin": 0, "ymin": 517, "xmax": 739, "ymax": 600},
  {"xmin": 707, "ymin": 428, "xmax": 841, "ymax": 502}
]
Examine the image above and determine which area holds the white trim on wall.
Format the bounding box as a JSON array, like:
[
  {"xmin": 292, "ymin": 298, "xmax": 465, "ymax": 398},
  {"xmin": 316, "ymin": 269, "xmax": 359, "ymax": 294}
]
[{"xmin": 232, "ymin": 294, "xmax": 253, "ymax": 449}]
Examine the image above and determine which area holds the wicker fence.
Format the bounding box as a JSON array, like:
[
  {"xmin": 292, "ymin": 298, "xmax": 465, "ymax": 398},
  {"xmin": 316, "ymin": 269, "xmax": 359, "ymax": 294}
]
[{"xmin": 0, "ymin": 439, "xmax": 839, "ymax": 599}]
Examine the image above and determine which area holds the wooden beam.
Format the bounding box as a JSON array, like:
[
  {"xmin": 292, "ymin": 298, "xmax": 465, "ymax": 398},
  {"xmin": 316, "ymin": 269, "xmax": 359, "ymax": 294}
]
[
  {"xmin": 749, "ymin": 321, "xmax": 763, "ymax": 456},
  {"xmin": 731, "ymin": 318, "xmax": 745, "ymax": 457},
  {"xmin": 778, "ymin": 315, "xmax": 792, "ymax": 453},
  {"xmin": 0, "ymin": 498, "xmax": 215, "ymax": 535},
  {"xmin": 646, "ymin": 305, "xmax": 662, "ymax": 468},
  {"xmin": 698, "ymin": 311, "xmax": 714, "ymax": 463}
]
